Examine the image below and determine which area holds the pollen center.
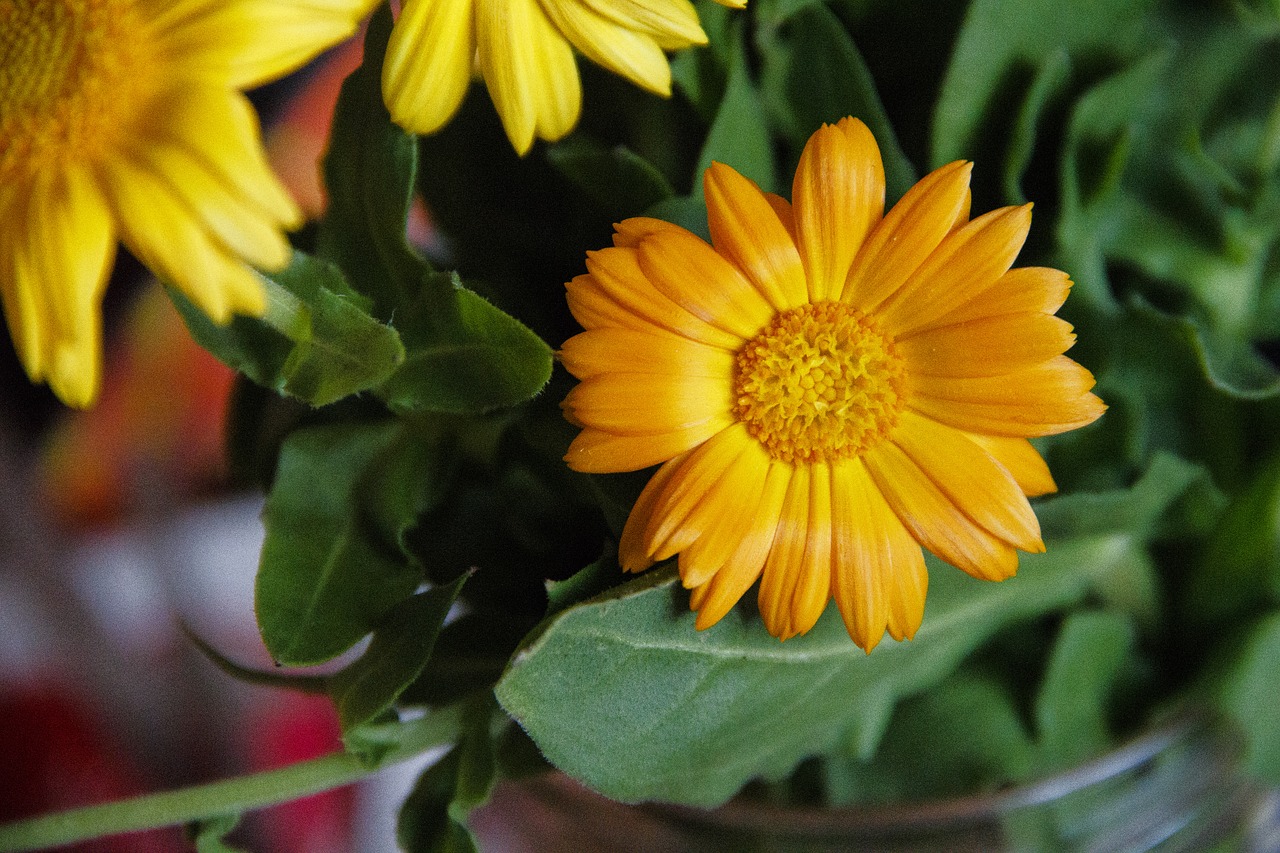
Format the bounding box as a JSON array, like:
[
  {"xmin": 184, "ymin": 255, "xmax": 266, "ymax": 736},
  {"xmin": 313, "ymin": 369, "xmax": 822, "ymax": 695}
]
[
  {"xmin": 733, "ymin": 302, "xmax": 906, "ymax": 464},
  {"xmin": 0, "ymin": 0, "xmax": 150, "ymax": 184}
]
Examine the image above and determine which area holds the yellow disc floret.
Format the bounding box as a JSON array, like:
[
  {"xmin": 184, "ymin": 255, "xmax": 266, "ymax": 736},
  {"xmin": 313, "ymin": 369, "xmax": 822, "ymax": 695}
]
[
  {"xmin": 734, "ymin": 302, "xmax": 906, "ymax": 464},
  {"xmin": 0, "ymin": 0, "xmax": 151, "ymax": 185}
]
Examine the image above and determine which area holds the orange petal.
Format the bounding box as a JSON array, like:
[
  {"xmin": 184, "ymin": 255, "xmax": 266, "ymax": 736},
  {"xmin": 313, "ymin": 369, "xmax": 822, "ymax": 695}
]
[
  {"xmin": 830, "ymin": 459, "xmax": 927, "ymax": 651},
  {"xmin": 862, "ymin": 440, "xmax": 1020, "ymax": 581},
  {"xmin": 897, "ymin": 313, "xmax": 1076, "ymax": 378},
  {"xmin": 561, "ymin": 371, "xmax": 734, "ymax": 436},
  {"xmin": 559, "ymin": 327, "xmax": 735, "ymax": 380},
  {"xmin": 564, "ymin": 421, "xmax": 731, "ymax": 473},
  {"xmin": 878, "ymin": 204, "xmax": 1032, "ymax": 339},
  {"xmin": 908, "ymin": 355, "xmax": 1107, "ymax": 437},
  {"xmin": 927, "ymin": 266, "xmax": 1072, "ymax": 328},
  {"xmin": 612, "ymin": 216, "xmax": 689, "ymax": 247},
  {"xmin": 619, "ymin": 451, "xmax": 689, "ymax": 571},
  {"xmin": 704, "ymin": 162, "xmax": 809, "ymax": 312},
  {"xmin": 890, "ymin": 411, "xmax": 1043, "ymax": 553},
  {"xmin": 966, "ymin": 433, "xmax": 1057, "ymax": 497},
  {"xmin": 842, "ymin": 160, "xmax": 972, "ymax": 310},
  {"xmin": 792, "ymin": 118, "xmax": 885, "ymax": 303},
  {"xmin": 636, "ymin": 227, "xmax": 776, "ymax": 340},
  {"xmin": 679, "ymin": 445, "xmax": 782, "ymax": 590}
]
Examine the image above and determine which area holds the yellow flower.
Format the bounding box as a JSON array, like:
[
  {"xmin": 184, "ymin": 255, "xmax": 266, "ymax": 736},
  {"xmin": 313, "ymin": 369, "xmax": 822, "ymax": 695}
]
[
  {"xmin": 0, "ymin": 0, "xmax": 378, "ymax": 408},
  {"xmin": 560, "ymin": 117, "xmax": 1106, "ymax": 651},
  {"xmin": 381, "ymin": 0, "xmax": 743, "ymax": 155}
]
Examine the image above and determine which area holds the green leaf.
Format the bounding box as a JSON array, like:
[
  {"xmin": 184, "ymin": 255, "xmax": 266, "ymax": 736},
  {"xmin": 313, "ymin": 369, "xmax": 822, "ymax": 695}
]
[
  {"xmin": 380, "ymin": 285, "xmax": 555, "ymax": 415},
  {"xmin": 315, "ymin": 4, "xmax": 424, "ymax": 316},
  {"xmin": 693, "ymin": 18, "xmax": 777, "ymax": 195},
  {"xmin": 188, "ymin": 814, "xmax": 247, "ymax": 853},
  {"xmin": 256, "ymin": 421, "xmax": 423, "ymax": 665},
  {"xmin": 757, "ymin": 2, "xmax": 917, "ymax": 200},
  {"xmin": 1209, "ymin": 611, "xmax": 1280, "ymax": 783},
  {"xmin": 547, "ymin": 136, "xmax": 675, "ymax": 219},
  {"xmin": 495, "ymin": 456, "xmax": 1204, "ymax": 806},
  {"xmin": 1034, "ymin": 610, "xmax": 1137, "ymax": 771},
  {"xmin": 330, "ymin": 574, "xmax": 470, "ymax": 734},
  {"xmin": 823, "ymin": 675, "xmax": 1037, "ymax": 805},
  {"xmin": 170, "ymin": 253, "xmax": 405, "ymax": 407},
  {"xmin": 397, "ymin": 699, "xmax": 497, "ymax": 853}
]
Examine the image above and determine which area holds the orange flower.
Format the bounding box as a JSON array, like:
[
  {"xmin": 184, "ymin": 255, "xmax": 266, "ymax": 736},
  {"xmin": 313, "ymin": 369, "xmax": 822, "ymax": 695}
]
[{"xmin": 560, "ymin": 118, "xmax": 1105, "ymax": 651}]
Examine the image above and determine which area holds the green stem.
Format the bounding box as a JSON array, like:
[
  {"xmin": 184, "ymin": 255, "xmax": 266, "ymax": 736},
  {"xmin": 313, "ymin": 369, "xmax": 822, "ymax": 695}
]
[{"xmin": 0, "ymin": 709, "xmax": 460, "ymax": 853}]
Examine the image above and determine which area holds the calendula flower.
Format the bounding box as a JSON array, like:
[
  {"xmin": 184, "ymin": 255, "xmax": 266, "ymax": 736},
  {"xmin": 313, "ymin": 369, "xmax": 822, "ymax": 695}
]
[
  {"xmin": 381, "ymin": 0, "xmax": 743, "ymax": 155},
  {"xmin": 0, "ymin": 0, "xmax": 378, "ymax": 408},
  {"xmin": 560, "ymin": 117, "xmax": 1105, "ymax": 651}
]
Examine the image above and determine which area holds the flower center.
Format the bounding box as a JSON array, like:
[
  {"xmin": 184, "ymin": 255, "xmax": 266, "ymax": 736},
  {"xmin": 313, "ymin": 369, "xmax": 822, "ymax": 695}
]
[
  {"xmin": 733, "ymin": 302, "xmax": 906, "ymax": 464},
  {"xmin": 0, "ymin": 0, "xmax": 150, "ymax": 184}
]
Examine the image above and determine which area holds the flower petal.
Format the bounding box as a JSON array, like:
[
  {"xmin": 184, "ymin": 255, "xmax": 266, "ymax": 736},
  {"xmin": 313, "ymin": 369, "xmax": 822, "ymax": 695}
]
[
  {"xmin": 644, "ymin": 424, "xmax": 756, "ymax": 562},
  {"xmin": 477, "ymin": 0, "xmax": 581, "ymax": 153},
  {"xmin": 619, "ymin": 451, "xmax": 689, "ymax": 571},
  {"xmin": 966, "ymin": 433, "xmax": 1057, "ymax": 498},
  {"xmin": 571, "ymin": 247, "xmax": 742, "ymax": 348},
  {"xmin": 933, "ymin": 266, "xmax": 1072, "ymax": 327},
  {"xmin": 704, "ymin": 162, "xmax": 809, "ymax": 311},
  {"xmin": 841, "ymin": 160, "xmax": 972, "ymax": 310},
  {"xmin": 897, "ymin": 313, "xmax": 1076, "ymax": 379},
  {"xmin": 560, "ymin": 327, "xmax": 735, "ymax": 380},
  {"xmin": 563, "ymin": 420, "xmax": 731, "ymax": 473},
  {"xmin": 1, "ymin": 170, "xmax": 114, "ymax": 408},
  {"xmin": 792, "ymin": 118, "xmax": 885, "ymax": 303},
  {"xmin": 383, "ymin": 0, "xmax": 476, "ymax": 136},
  {"xmin": 909, "ymin": 355, "xmax": 1107, "ymax": 437},
  {"xmin": 612, "ymin": 216, "xmax": 689, "ymax": 247},
  {"xmin": 758, "ymin": 463, "xmax": 832, "ymax": 639},
  {"xmin": 830, "ymin": 458, "xmax": 927, "ymax": 651},
  {"xmin": 536, "ymin": 0, "xmax": 673, "ymax": 96},
  {"xmin": 562, "ymin": 371, "xmax": 734, "ymax": 436},
  {"xmin": 579, "ymin": 0, "xmax": 707, "ymax": 49},
  {"xmin": 891, "ymin": 411, "xmax": 1043, "ymax": 553},
  {"xmin": 877, "ymin": 205, "xmax": 1032, "ymax": 338},
  {"xmin": 636, "ymin": 228, "xmax": 776, "ymax": 340},
  {"xmin": 678, "ymin": 441, "xmax": 775, "ymax": 589},
  {"xmin": 692, "ymin": 459, "xmax": 792, "ymax": 628},
  {"xmin": 862, "ymin": 440, "xmax": 1020, "ymax": 581}
]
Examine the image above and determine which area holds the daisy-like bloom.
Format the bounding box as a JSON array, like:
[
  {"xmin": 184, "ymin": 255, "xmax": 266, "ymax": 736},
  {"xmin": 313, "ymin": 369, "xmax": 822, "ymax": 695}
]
[
  {"xmin": 382, "ymin": 0, "xmax": 743, "ymax": 156},
  {"xmin": 0, "ymin": 0, "xmax": 379, "ymax": 408},
  {"xmin": 560, "ymin": 117, "xmax": 1105, "ymax": 651}
]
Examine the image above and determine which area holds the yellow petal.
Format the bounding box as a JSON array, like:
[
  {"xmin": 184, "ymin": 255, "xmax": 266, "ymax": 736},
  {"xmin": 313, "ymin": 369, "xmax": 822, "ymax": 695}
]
[
  {"xmin": 830, "ymin": 458, "xmax": 927, "ymax": 651},
  {"xmin": 933, "ymin": 266, "xmax": 1073, "ymax": 327},
  {"xmin": 477, "ymin": 0, "xmax": 581, "ymax": 153},
  {"xmin": 966, "ymin": 433, "xmax": 1057, "ymax": 498},
  {"xmin": 704, "ymin": 162, "xmax": 809, "ymax": 312},
  {"xmin": 560, "ymin": 327, "xmax": 735, "ymax": 380},
  {"xmin": 908, "ymin": 355, "xmax": 1107, "ymax": 437},
  {"xmin": 842, "ymin": 160, "xmax": 972, "ymax": 310},
  {"xmin": 580, "ymin": 0, "xmax": 707, "ymax": 49},
  {"xmin": 575, "ymin": 248, "xmax": 742, "ymax": 348},
  {"xmin": 891, "ymin": 411, "xmax": 1043, "ymax": 553},
  {"xmin": 153, "ymin": 0, "xmax": 379, "ymax": 90},
  {"xmin": 1, "ymin": 170, "xmax": 114, "ymax": 408},
  {"xmin": 636, "ymin": 228, "xmax": 775, "ymax": 340},
  {"xmin": 644, "ymin": 424, "xmax": 755, "ymax": 562},
  {"xmin": 877, "ymin": 205, "xmax": 1032, "ymax": 338},
  {"xmin": 104, "ymin": 158, "xmax": 266, "ymax": 323},
  {"xmin": 619, "ymin": 451, "xmax": 689, "ymax": 571},
  {"xmin": 692, "ymin": 459, "xmax": 792, "ymax": 628},
  {"xmin": 562, "ymin": 371, "xmax": 734, "ymax": 436},
  {"xmin": 678, "ymin": 440, "xmax": 773, "ymax": 589},
  {"xmin": 897, "ymin": 313, "xmax": 1076, "ymax": 379},
  {"xmin": 758, "ymin": 462, "xmax": 832, "ymax": 639},
  {"xmin": 564, "ymin": 421, "xmax": 731, "ymax": 473},
  {"xmin": 862, "ymin": 440, "xmax": 1020, "ymax": 581},
  {"xmin": 384, "ymin": 0, "xmax": 476, "ymax": 136},
  {"xmin": 792, "ymin": 118, "xmax": 885, "ymax": 303},
  {"xmin": 537, "ymin": 0, "xmax": 673, "ymax": 96},
  {"xmin": 156, "ymin": 88, "xmax": 302, "ymax": 231}
]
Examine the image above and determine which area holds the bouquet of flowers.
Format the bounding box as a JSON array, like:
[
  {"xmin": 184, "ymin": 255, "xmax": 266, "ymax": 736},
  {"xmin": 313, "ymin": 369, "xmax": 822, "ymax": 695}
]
[{"xmin": 2, "ymin": 0, "xmax": 1279, "ymax": 849}]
